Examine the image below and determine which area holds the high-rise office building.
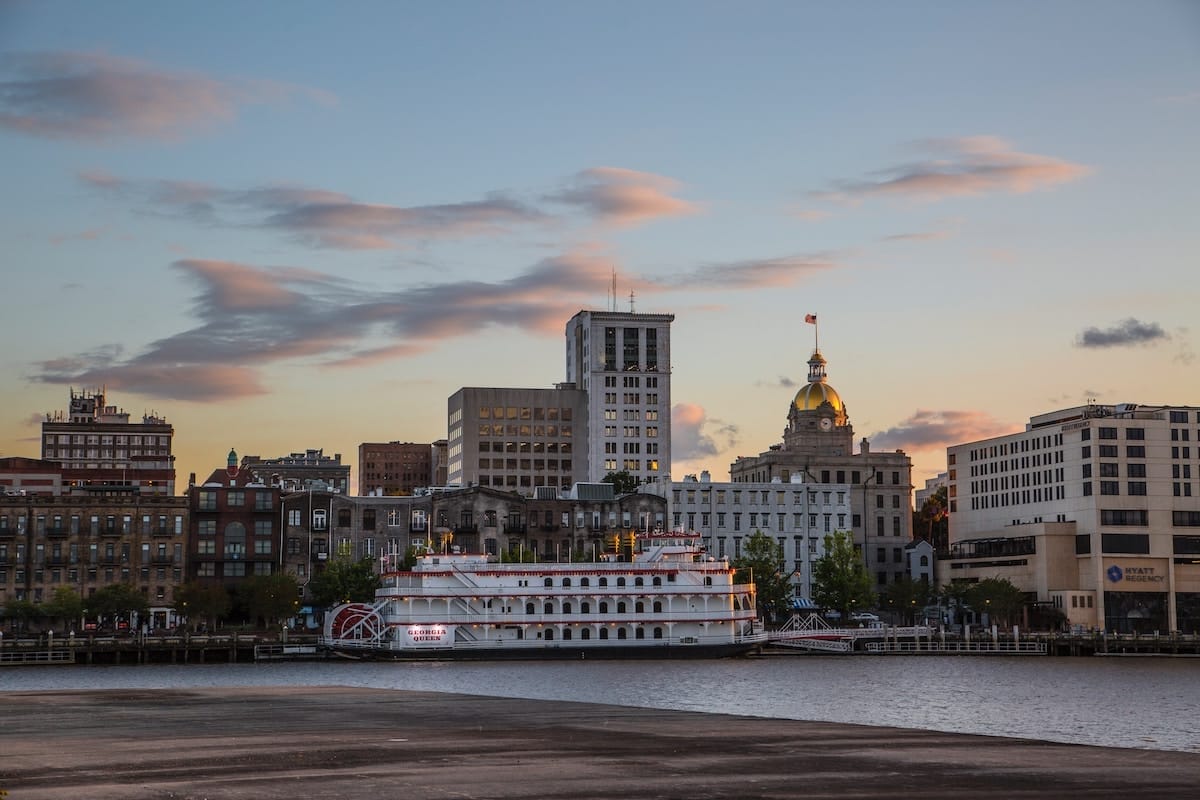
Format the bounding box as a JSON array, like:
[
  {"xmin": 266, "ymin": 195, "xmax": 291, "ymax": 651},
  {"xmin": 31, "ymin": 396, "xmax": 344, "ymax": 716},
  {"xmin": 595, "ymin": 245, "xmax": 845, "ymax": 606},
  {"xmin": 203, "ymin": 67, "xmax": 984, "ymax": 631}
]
[{"xmin": 565, "ymin": 310, "xmax": 674, "ymax": 485}]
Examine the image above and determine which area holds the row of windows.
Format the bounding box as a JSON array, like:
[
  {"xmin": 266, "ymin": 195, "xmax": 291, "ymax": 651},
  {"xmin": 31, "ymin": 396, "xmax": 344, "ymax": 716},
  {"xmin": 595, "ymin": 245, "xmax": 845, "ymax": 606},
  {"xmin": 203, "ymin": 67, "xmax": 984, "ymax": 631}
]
[
  {"xmin": 479, "ymin": 458, "xmax": 571, "ymax": 471},
  {"xmin": 969, "ymin": 433, "xmax": 1063, "ymax": 461},
  {"xmin": 0, "ymin": 514, "xmax": 185, "ymax": 535},
  {"xmin": 674, "ymin": 489, "xmax": 852, "ymax": 506},
  {"xmin": 477, "ymin": 406, "xmax": 573, "ymax": 421},
  {"xmin": 540, "ymin": 574, "xmax": 672, "ymax": 588},
  {"xmin": 45, "ymin": 434, "xmax": 170, "ymax": 446},
  {"xmin": 477, "ymin": 441, "xmax": 573, "ymax": 454},
  {"xmin": 478, "ymin": 424, "xmax": 573, "ymax": 437},
  {"xmin": 196, "ymin": 491, "xmax": 274, "ymax": 511},
  {"xmin": 969, "ymin": 486, "xmax": 1067, "ymax": 509},
  {"xmin": 676, "ymin": 511, "xmax": 867, "ymax": 533}
]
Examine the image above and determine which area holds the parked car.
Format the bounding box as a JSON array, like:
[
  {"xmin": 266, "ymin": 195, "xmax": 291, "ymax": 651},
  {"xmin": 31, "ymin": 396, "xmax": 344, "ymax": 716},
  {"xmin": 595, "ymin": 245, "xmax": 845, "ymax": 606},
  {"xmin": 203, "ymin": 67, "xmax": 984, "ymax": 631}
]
[{"xmin": 850, "ymin": 612, "xmax": 880, "ymax": 623}]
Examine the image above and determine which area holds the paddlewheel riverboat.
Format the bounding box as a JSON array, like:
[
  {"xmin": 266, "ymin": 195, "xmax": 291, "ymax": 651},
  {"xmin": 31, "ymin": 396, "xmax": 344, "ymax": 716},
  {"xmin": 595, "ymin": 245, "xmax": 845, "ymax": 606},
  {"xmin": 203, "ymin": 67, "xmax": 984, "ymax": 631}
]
[{"xmin": 322, "ymin": 531, "xmax": 766, "ymax": 659}]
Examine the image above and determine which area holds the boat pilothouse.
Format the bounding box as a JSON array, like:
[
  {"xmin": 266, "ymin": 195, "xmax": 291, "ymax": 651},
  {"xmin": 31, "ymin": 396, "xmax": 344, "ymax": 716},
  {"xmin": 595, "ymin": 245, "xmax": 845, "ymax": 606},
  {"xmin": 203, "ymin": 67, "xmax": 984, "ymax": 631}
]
[{"xmin": 322, "ymin": 530, "xmax": 766, "ymax": 659}]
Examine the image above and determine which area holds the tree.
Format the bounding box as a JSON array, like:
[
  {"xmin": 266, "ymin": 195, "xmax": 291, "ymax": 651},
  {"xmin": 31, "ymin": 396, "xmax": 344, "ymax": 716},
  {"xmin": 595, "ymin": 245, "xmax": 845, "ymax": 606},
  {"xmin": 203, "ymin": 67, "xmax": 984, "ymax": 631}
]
[
  {"xmin": 602, "ymin": 470, "xmax": 639, "ymax": 495},
  {"xmin": 732, "ymin": 530, "xmax": 794, "ymax": 624},
  {"xmin": 174, "ymin": 581, "xmax": 232, "ymax": 630},
  {"xmin": 2, "ymin": 599, "xmax": 44, "ymax": 633},
  {"xmin": 966, "ymin": 577, "xmax": 1026, "ymax": 629},
  {"xmin": 308, "ymin": 556, "xmax": 380, "ymax": 607},
  {"xmin": 237, "ymin": 572, "xmax": 301, "ymax": 628},
  {"xmin": 882, "ymin": 577, "xmax": 931, "ymax": 624},
  {"xmin": 500, "ymin": 547, "xmax": 537, "ymax": 563},
  {"xmin": 43, "ymin": 587, "xmax": 84, "ymax": 629},
  {"xmin": 90, "ymin": 583, "xmax": 150, "ymax": 629},
  {"xmin": 913, "ymin": 485, "xmax": 949, "ymax": 551},
  {"xmin": 811, "ymin": 530, "xmax": 874, "ymax": 619}
]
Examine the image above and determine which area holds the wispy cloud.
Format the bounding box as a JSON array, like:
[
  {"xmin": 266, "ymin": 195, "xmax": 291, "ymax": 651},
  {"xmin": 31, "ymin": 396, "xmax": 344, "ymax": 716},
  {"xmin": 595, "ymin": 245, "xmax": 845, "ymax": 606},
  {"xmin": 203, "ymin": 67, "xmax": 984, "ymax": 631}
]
[
  {"xmin": 814, "ymin": 136, "xmax": 1090, "ymax": 202},
  {"xmin": 546, "ymin": 167, "xmax": 699, "ymax": 227},
  {"xmin": 657, "ymin": 254, "xmax": 839, "ymax": 291},
  {"xmin": 1075, "ymin": 318, "xmax": 1169, "ymax": 349},
  {"xmin": 672, "ymin": 403, "xmax": 739, "ymax": 460},
  {"xmin": 878, "ymin": 229, "xmax": 951, "ymax": 243},
  {"xmin": 29, "ymin": 247, "xmax": 837, "ymax": 401},
  {"xmin": 0, "ymin": 51, "xmax": 330, "ymax": 142},
  {"xmin": 870, "ymin": 409, "xmax": 1017, "ymax": 452},
  {"xmin": 756, "ymin": 376, "xmax": 797, "ymax": 389}
]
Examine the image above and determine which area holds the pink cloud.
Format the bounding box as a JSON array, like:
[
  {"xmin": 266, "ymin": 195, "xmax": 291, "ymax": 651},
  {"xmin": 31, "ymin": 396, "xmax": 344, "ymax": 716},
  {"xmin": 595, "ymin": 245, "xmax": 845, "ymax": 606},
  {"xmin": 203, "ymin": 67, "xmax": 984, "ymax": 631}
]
[
  {"xmin": 0, "ymin": 51, "xmax": 328, "ymax": 142},
  {"xmin": 672, "ymin": 403, "xmax": 739, "ymax": 460},
  {"xmin": 548, "ymin": 167, "xmax": 699, "ymax": 227},
  {"xmin": 815, "ymin": 136, "xmax": 1090, "ymax": 202},
  {"xmin": 175, "ymin": 259, "xmax": 305, "ymax": 311},
  {"xmin": 869, "ymin": 409, "xmax": 1019, "ymax": 453}
]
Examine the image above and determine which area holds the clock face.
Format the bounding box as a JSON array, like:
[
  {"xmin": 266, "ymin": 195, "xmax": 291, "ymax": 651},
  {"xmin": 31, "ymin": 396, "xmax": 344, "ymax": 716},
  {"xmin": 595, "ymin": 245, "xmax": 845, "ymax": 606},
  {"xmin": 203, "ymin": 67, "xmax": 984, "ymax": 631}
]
[{"xmin": 819, "ymin": 417, "xmax": 832, "ymax": 431}]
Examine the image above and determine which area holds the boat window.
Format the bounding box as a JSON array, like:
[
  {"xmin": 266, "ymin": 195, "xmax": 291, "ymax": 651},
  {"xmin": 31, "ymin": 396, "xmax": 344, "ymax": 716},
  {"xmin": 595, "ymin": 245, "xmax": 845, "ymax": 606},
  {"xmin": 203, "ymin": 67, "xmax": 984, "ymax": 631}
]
[
  {"xmin": 525, "ymin": 602, "xmax": 534, "ymax": 615},
  {"xmin": 544, "ymin": 602, "xmax": 553, "ymax": 614},
  {"xmin": 653, "ymin": 601, "xmax": 662, "ymax": 613},
  {"xmin": 635, "ymin": 602, "xmax": 645, "ymax": 614},
  {"xmin": 635, "ymin": 628, "xmax": 645, "ymax": 639},
  {"xmin": 581, "ymin": 602, "xmax": 590, "ymax": 614},
  {"xmin": 562, "ymin": 602, "xmax": 572, "ymax": 614},
  {"xmin": 653, "ymin": 627, "xmax": 663, "ymax": 639},
  {"xmin": 705, "ymin": 577, "xmax": 712, "ymax": 586},
  {"xmin": 580, "ymin": 577, "xmax": 590, "ymax": 587},
  {"xmin": 617, "ymin": 628, "xmax": 627, "ymax": 640},
  {"xmin": 617, "ymin": 601, "xmax": 627, "ymax": 614},
  {"xmin": 635, "ymin": 577, "xmax": 644, "ymax": 587},
  {"xmin": 543, "ymin": 577, "xmax": 553, "ymax": 587},
  {"xmin": 562, "ymin": 577, "xmax": 571, "ymax": 587},
  {"xmin": 599, "ymin": 577, "xmax": 608, "ymax": 587},
  {"xmin": 652, "ymin": 576, "xmax": 662, "ymax": 586},
  {"xmin": 581, "ymin": 628, "xmax": 591, "ymax": 640},
  {"xmin": 562, "ymin": 629, "xmax": 572, "ymax": 640},
  {"xmin": 545, "ymin": 629, "xmax": 554, "ymax": 641},
  {"xmin": 617, "ymin": 577, "xmax": 626, "ymax": 587},
  {"xmin": 599, "ymin": 628, "xmax": 609, "ymax": 640},
  {"xmin": 599, "ymin": 602, "xmax": 609, "ymax": 614}
]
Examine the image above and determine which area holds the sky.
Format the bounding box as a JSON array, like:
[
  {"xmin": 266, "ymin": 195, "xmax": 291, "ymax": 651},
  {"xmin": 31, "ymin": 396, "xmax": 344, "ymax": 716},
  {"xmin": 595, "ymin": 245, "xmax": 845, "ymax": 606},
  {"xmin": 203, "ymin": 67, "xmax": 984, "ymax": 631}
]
[{"xmin": 2, "ymin": 1, "xmax": 1198, "ymax": 494}]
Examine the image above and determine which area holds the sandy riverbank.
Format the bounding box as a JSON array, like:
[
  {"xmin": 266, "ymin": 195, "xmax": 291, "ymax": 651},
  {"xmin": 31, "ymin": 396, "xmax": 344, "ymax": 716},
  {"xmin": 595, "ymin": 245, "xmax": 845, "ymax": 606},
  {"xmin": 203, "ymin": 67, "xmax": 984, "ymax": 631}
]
[{"xmin": 1, "ymin": 687, "xmax": 1197, "ymax": 798}]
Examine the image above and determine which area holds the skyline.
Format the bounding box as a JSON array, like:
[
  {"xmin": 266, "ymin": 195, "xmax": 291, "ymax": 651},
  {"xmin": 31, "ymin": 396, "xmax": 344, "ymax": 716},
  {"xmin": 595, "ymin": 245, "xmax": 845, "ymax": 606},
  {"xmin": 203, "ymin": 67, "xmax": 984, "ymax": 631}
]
[{"xmin": 2, "ymin": 2, "xmax": 1198, "ymax": 491}]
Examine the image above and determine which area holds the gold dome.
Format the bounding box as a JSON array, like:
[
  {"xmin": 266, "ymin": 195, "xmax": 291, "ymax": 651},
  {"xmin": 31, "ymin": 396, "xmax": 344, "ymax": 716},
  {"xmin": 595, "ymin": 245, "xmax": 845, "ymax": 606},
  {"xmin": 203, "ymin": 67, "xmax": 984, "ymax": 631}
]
[{"xmin": 792, "ymin": 382, "xmax": 844, "ymax": 415}]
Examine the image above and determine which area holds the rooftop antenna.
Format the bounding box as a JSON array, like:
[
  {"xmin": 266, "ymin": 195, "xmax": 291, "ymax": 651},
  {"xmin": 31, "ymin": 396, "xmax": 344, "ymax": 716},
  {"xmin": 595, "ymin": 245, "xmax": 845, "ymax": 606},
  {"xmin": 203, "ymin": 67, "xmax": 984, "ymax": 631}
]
[
  {"xmin": 629, "ymin": 289, "xmax": 636, "ymax": 313},
  {"xmin": 611, "ymin": 267, "xmax": 617, "ymax": 312}
]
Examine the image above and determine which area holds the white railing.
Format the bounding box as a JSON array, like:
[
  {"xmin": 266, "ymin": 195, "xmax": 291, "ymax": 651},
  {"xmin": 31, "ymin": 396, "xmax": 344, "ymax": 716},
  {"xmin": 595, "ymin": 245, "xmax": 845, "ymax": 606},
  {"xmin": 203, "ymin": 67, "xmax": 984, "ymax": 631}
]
[{"xmin": 864, "ymin": 640, "xmax": 1046, "ymax": 655}]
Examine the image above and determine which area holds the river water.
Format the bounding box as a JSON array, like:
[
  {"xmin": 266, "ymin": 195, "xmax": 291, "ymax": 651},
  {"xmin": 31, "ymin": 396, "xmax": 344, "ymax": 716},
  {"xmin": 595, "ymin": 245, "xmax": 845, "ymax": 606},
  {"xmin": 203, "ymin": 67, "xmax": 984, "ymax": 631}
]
[{"xmin": 2, "ymin": 656, "xmax": 1198, "ymax": 753}]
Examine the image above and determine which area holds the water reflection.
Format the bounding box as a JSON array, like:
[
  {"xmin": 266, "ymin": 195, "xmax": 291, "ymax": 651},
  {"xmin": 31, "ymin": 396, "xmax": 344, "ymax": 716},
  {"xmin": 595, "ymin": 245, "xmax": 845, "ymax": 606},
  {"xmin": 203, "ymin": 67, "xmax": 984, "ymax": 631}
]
[{"xmin": 4, "ymin": 656, "xmax": 1198, "ymax": 753}]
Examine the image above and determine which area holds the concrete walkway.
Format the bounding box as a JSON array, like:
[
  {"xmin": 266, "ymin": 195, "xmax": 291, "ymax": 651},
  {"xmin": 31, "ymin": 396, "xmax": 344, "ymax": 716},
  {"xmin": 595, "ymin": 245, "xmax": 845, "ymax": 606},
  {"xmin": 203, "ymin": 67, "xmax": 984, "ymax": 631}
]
[{"xmin": 1, "ymin": 687, "xmax": 1197, "ymax": 798}]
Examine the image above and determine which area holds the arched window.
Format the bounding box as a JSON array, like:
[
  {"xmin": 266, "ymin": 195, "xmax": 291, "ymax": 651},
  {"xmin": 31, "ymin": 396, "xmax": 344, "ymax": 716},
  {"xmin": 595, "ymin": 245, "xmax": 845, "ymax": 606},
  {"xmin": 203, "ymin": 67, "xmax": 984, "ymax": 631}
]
[
  {"xmin": 525, "ymin": 602, "xmax": 534, "ymax": 615},
  {"xmin": 581, "ymin": 628, "xmax": 591, "ymax": 640},
  {"xmin": 635, "ymin": 601, "xmax": 645, "ymax": 614},
  {"xmin": 617, "ymin": 577, "xmax": 626, "ymax": 587},
  {"xmin": 635, "ymin": 628, "xmax": 645, "ymax": 639},
  {"xmin": 653, "ymin": 627, "xmax": 663, "ymax": 639},
  {"xmin": 545, "ymin": 629, "xmax": 554, "ymax": 641},
  {"xmin": 617, "ymin": 601, "xmax": 627, "ymax": 614},
  {"xmin": 543, "ymin": 577, "xmax": 553, "ymax": 587},
  {"xmin": 652, "ymin": 576, "xmax": 662, "ymax": 586},
  {"xmin": 920, "ymin": 555, "xmax": 929, "ymax": 567},
  {"xmin": 580, "ymin": 577, "xmax": 590, "ymax": 587},
  {"xmin": 617, "ymin": 628, "xmax": 627, "ymax": 640},
  {"xmin": 599, "ymin": 601, "xmax": 609, "ymax": 614},
  {"xmin": 562, "ymin": 602, "xmax": 572, "ymax": 614},
  {"xmin": 581, "ymin": 602, "xmax": 590, "ymax": 614},
  {"xmin": 599, "ymin": 577, "xmax": 608, "ymax": 587},
  {"xmin": 562, "ymin": 577, "xmax": 572, "ymax": 587},
  {"xmin": 634, "ymin": 577, "xmax": 644, "ymax": 587},
  {"xmin": 544, "ymin": 602, "xmax": 553, "ymax": 614},
  {"xmin": 599, "ymin": 628, "xmax": 609, "ymax": 640},
  {"xmin": 653, "ymin": 601, "xmax": 662, "ymax": 613},
  {"xmin": 562, "ymin": 628, "xmax": 572, "ymax": 640}
]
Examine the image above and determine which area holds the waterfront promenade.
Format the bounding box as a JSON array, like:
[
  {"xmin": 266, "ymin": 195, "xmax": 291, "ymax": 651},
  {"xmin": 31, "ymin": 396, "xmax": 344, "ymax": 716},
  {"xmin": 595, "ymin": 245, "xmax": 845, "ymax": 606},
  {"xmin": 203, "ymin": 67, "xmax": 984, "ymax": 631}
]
[{"xmin": 1, "ymin": 687, "xmax": 1198, "ymax": 799}]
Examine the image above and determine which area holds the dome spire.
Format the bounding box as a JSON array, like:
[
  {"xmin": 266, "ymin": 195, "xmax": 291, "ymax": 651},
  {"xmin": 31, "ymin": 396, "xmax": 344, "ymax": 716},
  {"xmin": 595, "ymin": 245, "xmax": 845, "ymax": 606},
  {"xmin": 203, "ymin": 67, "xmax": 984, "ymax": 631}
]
[{"xmin": 807, "ymin": 350, "xmax": 828, "ymax": 384}]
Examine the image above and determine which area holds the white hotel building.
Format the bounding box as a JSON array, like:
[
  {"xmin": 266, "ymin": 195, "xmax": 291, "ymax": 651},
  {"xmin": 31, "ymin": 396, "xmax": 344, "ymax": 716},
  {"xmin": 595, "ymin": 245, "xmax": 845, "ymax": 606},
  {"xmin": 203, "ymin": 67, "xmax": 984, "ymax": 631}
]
[{"xmin": 941, "ymin": 403, "xmax": 1200, "ymax": 633}]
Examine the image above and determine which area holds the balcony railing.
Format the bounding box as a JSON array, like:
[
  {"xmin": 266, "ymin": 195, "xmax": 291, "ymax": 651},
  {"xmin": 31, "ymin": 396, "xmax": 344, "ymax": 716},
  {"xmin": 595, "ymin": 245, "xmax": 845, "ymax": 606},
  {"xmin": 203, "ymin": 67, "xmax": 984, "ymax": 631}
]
[
  {"xmin": 151, "ymin": 527, "xmax": 174, "ymax": 537},
  {"xmin": 45, "ymin": 526, "xmax": 68, "ymax": 538}
]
